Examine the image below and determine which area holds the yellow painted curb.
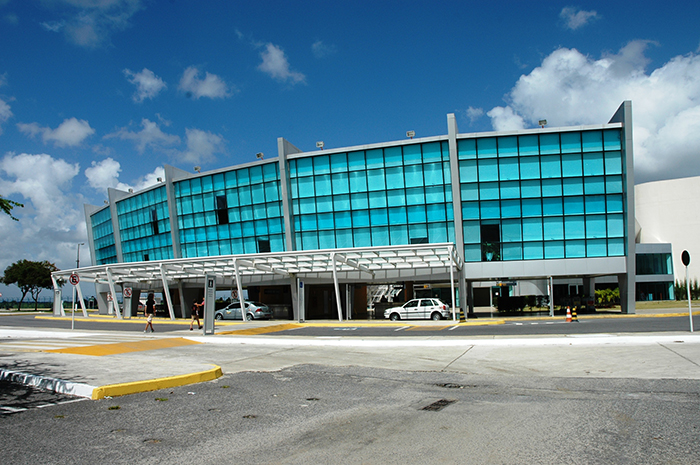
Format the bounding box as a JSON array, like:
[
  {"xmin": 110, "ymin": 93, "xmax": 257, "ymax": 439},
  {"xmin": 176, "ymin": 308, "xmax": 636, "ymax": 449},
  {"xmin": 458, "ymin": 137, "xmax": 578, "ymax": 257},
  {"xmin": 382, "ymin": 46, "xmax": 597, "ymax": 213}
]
[
  {"xmin": 217, "ymin": 323, "xmax": 303, "ymax": 335},
  {"xmin": 35, "ymin": 315, "xmax": 241, "ymax": 326},
  {"xmin": 46, "ymin": 337, "xmax": 201, "ymax": 356},
  {"xmin": 92, "ymin": 365, "xmax": 222, "ymax": 400}
]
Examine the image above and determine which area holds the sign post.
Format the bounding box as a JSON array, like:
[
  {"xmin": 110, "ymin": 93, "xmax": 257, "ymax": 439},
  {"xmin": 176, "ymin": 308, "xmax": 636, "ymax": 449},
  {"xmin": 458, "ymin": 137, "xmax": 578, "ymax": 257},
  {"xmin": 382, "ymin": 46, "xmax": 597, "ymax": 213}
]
[
  {"xmin": 69, "ymin": 273, "xmax": 79, "ymax": 330},
  {"xmin": 682, "ymin": 251, "xmax": 693, "ymax": 333},
  {"xmin": 203, "ymin": 275, "xmax": 216, "ymax": 335}
]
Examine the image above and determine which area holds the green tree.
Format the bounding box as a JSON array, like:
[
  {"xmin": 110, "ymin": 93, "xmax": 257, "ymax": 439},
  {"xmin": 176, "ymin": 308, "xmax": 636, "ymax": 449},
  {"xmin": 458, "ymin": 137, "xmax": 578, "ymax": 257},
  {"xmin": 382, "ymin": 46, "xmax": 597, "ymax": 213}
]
[
  {"xmin": 0, "ymin": 195, "xmax": 24, "ymax": 221},
  {"xmin": 0, "ymin": 260, "xmax": 60, "ymax": 310}
]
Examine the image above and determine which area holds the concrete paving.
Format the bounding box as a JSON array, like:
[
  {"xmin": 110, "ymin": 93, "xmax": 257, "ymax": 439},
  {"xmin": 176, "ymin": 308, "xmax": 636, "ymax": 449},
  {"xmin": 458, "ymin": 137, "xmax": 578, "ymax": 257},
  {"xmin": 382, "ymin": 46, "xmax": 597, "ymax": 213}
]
[{"xmin": 2, "ymin": 307, "xmax": 700, "ymax": 400}]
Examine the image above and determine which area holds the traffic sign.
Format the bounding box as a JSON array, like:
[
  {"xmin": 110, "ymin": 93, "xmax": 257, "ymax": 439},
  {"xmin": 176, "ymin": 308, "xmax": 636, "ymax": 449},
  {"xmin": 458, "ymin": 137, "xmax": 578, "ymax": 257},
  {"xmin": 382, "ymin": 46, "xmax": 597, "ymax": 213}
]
[
  {"xmin": 69, "ymin": 273, "xmax": 79, "ymax": 286},
  {"xmin": 123, "ymin": 287, "xmax": 132, "ymax": 298},
  {"xmin": 682, "ymin": 250, "xmax": 690, "ymax": 267}
]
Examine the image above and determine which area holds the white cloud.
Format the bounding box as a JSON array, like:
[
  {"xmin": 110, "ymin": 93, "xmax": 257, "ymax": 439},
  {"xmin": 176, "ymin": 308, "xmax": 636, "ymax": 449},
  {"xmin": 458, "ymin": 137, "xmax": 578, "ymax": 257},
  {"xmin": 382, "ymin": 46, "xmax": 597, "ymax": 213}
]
[
  {"xmin": 104, "ymin": 118, "xmax": 180, "ymax": 153},
  {"xmin": 0, "ymin": 98, "xmax": 12, "ymax": 135},
  {"xmin": 175, "ymin": 128, "xmax": 226, "ymax": 164},
  {"xmin": 312, "ymin": 40, "xmax": 336, "ymax": 58},
  {"xmin": 39, "ymin": 0, "xmax": 145, "ymax": 49},
  {"xmin": 17, "ymin": 117, "xmax": 95, "ymax": 147},
  {"xmin": 486, "ymin": 106, "xmax": 525, "ymax": 131},
  {"xmin": 560, "ymin": 7, "xmax": 599, "ymax": 30},
  {"xmin": 258, "ymin": 43, "xmax": 306, "ymax": 84},
  {"xmin": 123, "ymin": 68, "xmax": 166, "ymax": 102},
  {"xmin": 0, "ymin": 152, "xmax": 87, "ymax": 273},
  {"xmin": 487, "ymin": 41, "xmax": 700, "ymax": 183},
  {"xmin": 85, "ymin": 157, "xmax": 164, "ymax": 192},
  {"xmin": 178, "ymin": 66, "xmax": 231, "ymax": 99},
  {"xmin": 465, "ymin": 106, "xmax": 484, "ymax": 124}
]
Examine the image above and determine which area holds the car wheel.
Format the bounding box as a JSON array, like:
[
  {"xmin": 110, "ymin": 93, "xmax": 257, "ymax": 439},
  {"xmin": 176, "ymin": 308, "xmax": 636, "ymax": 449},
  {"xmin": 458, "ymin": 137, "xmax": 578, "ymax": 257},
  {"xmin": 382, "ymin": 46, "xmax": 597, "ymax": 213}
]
[
  {"xmin": 215, "ymin": 313, "xmax": 223, "ymax": 320},
  {"xmin": 389, "ymin": 313, "xmax": 400, "ymax": 321},
  {"xmin": 245, "ymin": 313, "xmax": 254, "ymax": 321},
  {"xmin": 431, "ymin": 312, "xmax": 442, "ymax": 321}
]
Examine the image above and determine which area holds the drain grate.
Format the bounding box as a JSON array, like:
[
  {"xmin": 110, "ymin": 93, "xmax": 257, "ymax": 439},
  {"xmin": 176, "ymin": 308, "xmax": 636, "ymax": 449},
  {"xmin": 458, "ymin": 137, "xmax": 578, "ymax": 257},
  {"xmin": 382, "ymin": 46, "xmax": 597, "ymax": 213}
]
[
  {"xmin": 422, "ymin": 399, "xmax": 456, "ymax": 411},
  {"xmin": 435, "ymin": 383, "xmax": 464, "ymax": 389}
]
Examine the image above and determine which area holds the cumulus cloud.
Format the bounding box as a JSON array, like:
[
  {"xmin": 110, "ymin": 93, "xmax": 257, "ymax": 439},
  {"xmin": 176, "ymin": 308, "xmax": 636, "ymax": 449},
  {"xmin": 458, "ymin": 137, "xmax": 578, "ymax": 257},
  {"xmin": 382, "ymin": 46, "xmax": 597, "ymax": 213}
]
[
  {"xmin": 465, "ymin": 106, "xmax": 484, "ymax": 124},
  {"xmin": 560, "ymin": 6, "xmax": 600, "ymax": 30},
  {"xmin": 38, "ymin": 0, "xmax": 145, "ymax": 49},
  {"xmin": 258, "ymin": 43, "xmax": 306, "ymax": 84},
  {"xmin": 312, "ymin": 40, "xmax": 336, "ymax": 58},
  {"xmin": 175, "ymin": 128, "xmax": 226, "ymax": 164},
  {"xmin": 124, "ymin": 68, "xmax": 166, "ymax": 102},
  {"xmin": 178, "ymin": 66, "xmax": 232, "ymax": 99},
  {"xmin": 104, "ymin": 118, "xmax": 180, "ymax": 153},
  {"xmin": 487, "ymin": 41, "xmax": 700, "ymax": 183},
  {"xmin": 0, "ymin": 98, "xmax": 11, "ymax": 135},
  {"xmin": 17, "ymin": 117, "xmax": 95, "ymax": 147},
  {"xmin": 85, "ymin": 157, "xmax": 164, "ymax": 192}
]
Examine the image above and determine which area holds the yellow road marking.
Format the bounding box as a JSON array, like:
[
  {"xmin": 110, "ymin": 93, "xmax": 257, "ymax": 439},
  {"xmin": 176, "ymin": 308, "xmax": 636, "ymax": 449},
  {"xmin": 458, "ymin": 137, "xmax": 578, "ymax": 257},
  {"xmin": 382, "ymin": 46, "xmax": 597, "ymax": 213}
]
[
  {"xmin": 216, "ymin": 323, "xmax": 302, "ymax": 335},
  {"xmin": 405, "ymin": 325, "xmax": 451, "ymax": 331},
  {"xmin": 45, "ymin": 337, "xmax": 201, "ymax": 356}
]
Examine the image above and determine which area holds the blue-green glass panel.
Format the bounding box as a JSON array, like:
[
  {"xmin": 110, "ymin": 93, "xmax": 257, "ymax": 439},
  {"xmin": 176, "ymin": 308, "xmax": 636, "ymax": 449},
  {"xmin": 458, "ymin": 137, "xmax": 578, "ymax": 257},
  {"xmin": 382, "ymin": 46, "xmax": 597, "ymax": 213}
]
[
  {"xmin": 250, "ymin": 183, "xmax": 265, "ymax": 203},
  {"xmin": 541, "ymin": 179, "xmax": 561, "ymax": 198},
  {"xmin": 390, "ymin": 225, "xmax": 409, "ymax": 245},
  {"xmin": 317, "ymin": 213, "xmax": 334, "ymax": 230},
  {"xmin": 384, "ymin": 146, "xmax": 402, "ymax": 167},
  {"xmin": 349, "ymin": 171, "xmax": 367, "ymax": 192},
  {"xmin": 299, "ymin": 197, "xmax": 315, "ymax": 214},
  {"xmin": 268, "ymin": 218, "xmax": 283, "ymax": 234},
  {"xmin": 352, "ymin": 209, "xmax": 370, "ymax": 227},
  {"xmin": 370, "ymin": 226, "xmax": 388, "ymax": 245},
  {"xmin": 520, "ymin": 156, "xmax": 541, "ymax": 180},
  {"xmin": 478, "ymin": 159, "xmax": 498, "ymax": 181},
  {"xmin": 604, "ymin": 129, "xmax": 621, "ymax": 150},
  {"xmin": 500, "ymin": 181, "xmax": 520, "ymax": 199},
  {"xmin": 314, "ymin": 174, "xmax": 331, "ymax": 196},
  {"xmin": 608, "ymin": 238, "xmax": 625, "ymax": 256},
  {"xmin": 540, "ymin": 133, "xmax": 560, "ymax": 154},
  {"xmin": 295, "ymin": 158, "xmax": 312, "ymax": 178},
  {"xmin": 370, "ymin": 209, "xmax": 388, "ymax": 226},
  {"xmin": 178, "ymin": 180, "xmax": 191, "ymax": 196},
  {"xmin": 501, "ymin": 200, "xmax": 521, "ymax": 218},
  {"xmin": 606, "ymin": 175, "xmax": 623, "ymax": 194},
  {"xmin": 190, "ymin": 177, "xmax": 203, "ymax": 194},
  {"xmin": 302, "ymin": 232, "xmax": 319, "ymax": 250},
  {"xmin": 498, "ymin": 136, "xmax": 518, "ymax": 157},
  {"xmin": 351, "ymin": 192, "xmax": 368, "ymax": 209},
  {"xmin": 582, "ymin": 130, "xmax": 603, "ymax": 152},
  {"xmin": 523, "ymin": 241, "xmax": 543, "ymax": 259},
  {"xmin": 262, "ymin": 162, "xmax": 277, "ymax": 181},
  {"xmin": 249, "ymin": 166, "xmax": 263, "ymax": 185},
  {"xmin": 403, "ymin": 144, "xmax": 422, "ymax": 165},
  {"xmin": 427, "ymin": 204, "xmax": 446, "ymax": 222},
  {"xmin": 464, "ymin": 243, "xmax": 481, "ymax": 262},
  {"xmin": 459, "ymin": 160, "xmax": 477, "ymax": 183},
  {"xmin": 335, "ymin": 229, "xmax": 353, "ymax": 248},
  {"xmin": 254, "ymin": 219, "xmax": 268, "ymax": 235},
  {"xmin": 477, "ymin": 138, "xmax": 497, "ymax": 158},
  {"xmin": 541, "ymin": 155, "xmax": 561, "ymax": 178},
  {"xmin": 564, "ymin": 196, "xmax": 584, "ymax": 215},
  {"xmin": 224, "ymin": 170, "xmax": 237, "ymax": 188},
  {"xmin": 238, "ymin": 169, "xmax": 251, "ymax": 187},
  {"xmin": 267, "ymin": 202, "xmax": 281, "ymax": 217},
  {"xmin": 406, "ymin": 187, "xmax": 425, "ymax": 205},
  {"xmin": 521, "ymin": 198, "xmax": 542, "ymax": 217},
  {"xmin": 180, "ymin": 197, "xmax": 193, "ymax": 215},
  {"xmin": 583, "ymin": 152, "xmax": 604, "ymax": 176},
  {"xmin": 215, "ymin": 174, "xmax": 226, "ymax": 191},
  {"xmin": 365, "ymin": 148, "xmax": 384, "ymax": 169},
  {"xmin": 194, "ymin": 213, "xmax": 206, "ymax": 228},
  {"xmin": 318, "ymin": 230, "xmax": 335, "ymax": 249},
  {"xmin": 330, "ymin": 153, "xmax": 348, "ymax": 173},
  {"xmin": 422, "ymin": 142, "xmax": 442, "ymax": 163},
  {"xmin": 544, "ymin": 217, "xmax": 564, "ymax": 240},
  {"xmin": 561, "ymin": 132, "xmax": 581, "ymax": 153},
  {"xmin": 561, "ymin": 153, "xmax": 582, "ymax": 177},
  {"xmin": 253, "ymin": 203, "xmax": 266, "ymax": 219},
  {"xmin": 499, "ymin": 158, "xmax": 519, "ymax": 180},
  {"xmin": 606, "ymin": 194, "xmax": 623, "ymax": 213},
  {"xmin": 409, "ymin": 205, "xmax": 427, "ymax": 223},
  {"xmin": 388, "ymin": 206, "xmax": 407, "ymax": 225},
  {"xmin": 502, "ymin": 219, "xmax": 522, "ymax": 242},
  {"xmin": 317, "ymin": 195, "xmax": 333, "ymax": 213},
  {"xmin": 564, "ymin": 216, "xmax": 585, "ymax": 239},
  {"xmin": 404, "ymin": 164, "xmax": 423, "ymax": 188},
  {"xmin": 521, "ymin": 180, "xmax": 541, "ymax": 198},
  {"xmin": 480, "ymin": 201, "xmax": 500, "ymax": 219},
  {"xmin": 458, "ymin": 139, "xmax": 476, "ymax": 160},
  {"xmin": 480, "ymin": 182, "xmax": 499, "ymax": 200},
  {"xmin": 314, "ymin": 155, "xmax": 330, "ymax": 175},
  {"xmin": 604, "ymin": 151, "xmax": 622, "ymax": 175},
  {"xmin": 566, "ymin": 240, "xmax": 585, "ymax": 258},
  {"xmin": 463, "ymin": 221, "xmax": 480, "ymax": 243},
  {"xmin": 386, "ymin": 167, "xmax": 405, "ymax": 189},
  {"xmin": 333, "ymin": 194, "xmax": 350, "ymax": 211},
  {"xmin": 523, "ymin": 218, "xmax": 543, "ymax": 241},
  {"xmin": 585, "ymin": 195, "xmax": 605, "ymax": 214},
  {"xmin": 300, "ymin": 214, "xmax": 317, "ymax": 231},
  {"xmin": 518, "ymin": 134, "xmax": 539, "ymax": 155},
  {"xmin": 544, "ymin": 241, "xmax": 564, "ymax": 259},
  {"xmin": 386, "ymin": 189, "xmax": 404, "ymax": 207},
  {"xmin": 542, "ymin": 197, "xmax": 564, "ymax": 216},
  {"xmin": 347, "ymin": 151, "xmax": 365, "ymax": 171},
  {"xmin": 425, "ymin": 186, "xmax": 444, "ymax": 204},
  {"xmin": 586, "ymin": 215, "xmax": 606, "ymax": 238},
  {"xmin": 410, "ymin": 223, "xmax": 428, "ymax": 242},
  {"xmin": 427, "ymin": 223, "xmax": 447, "ymax": 242},
  {"xmin": 563, "ymin": 178, "xmax": 583, "ymax": 196},
  {"xmin": 270, "ymin": 235, "xmax": 285, "ymax": 252},
  {"xmin": 584, "ymin": 176, "xmax": 605, "ymax": 194},
  {"xmin": 502, "ymin": 243, "xmax": 522, "ymax": 261},
  {"xmin": 238, "ymin": 187, "xmax": 252, "ymax": 206},
  {"xmin": 607, "ymin": 214, "xmax": 624, "ymax": 237},
  {"xmin": 424, "ymin": 163, "xmax": 443, "ymax": 186},
  {"xmin": 265, "ymin": 182, "xmax": 280, "ymax": 201},
  {"xmin": 369, "ymin": 190, "xmax": 388, "ymax": 208},
  {"xmin": 587, "ymin": 239, "xmax": 607, "ymax": 257},
  {"xmin": 462, "ymin": 202, "xmax": 479, "ymax": 220},
  {"xmin": 367, "ymin": 169, "xmax": 386, "ymax": 191}
]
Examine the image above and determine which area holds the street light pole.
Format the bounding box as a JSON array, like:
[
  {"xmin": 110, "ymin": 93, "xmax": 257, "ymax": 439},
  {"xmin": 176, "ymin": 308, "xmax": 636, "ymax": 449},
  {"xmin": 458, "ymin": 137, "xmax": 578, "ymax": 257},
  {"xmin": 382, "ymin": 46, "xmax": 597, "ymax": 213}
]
[{"xmin": 73, "ymin": 243, "xmax": 85, "ymax": 315}]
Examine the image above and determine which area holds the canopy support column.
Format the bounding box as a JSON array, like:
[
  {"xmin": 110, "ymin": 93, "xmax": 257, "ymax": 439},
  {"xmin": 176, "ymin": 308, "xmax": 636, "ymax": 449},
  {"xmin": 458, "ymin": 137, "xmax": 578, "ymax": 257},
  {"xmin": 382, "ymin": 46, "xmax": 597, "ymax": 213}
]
[
  {"xmin": 51, "ymin": 275, "xmax": 64, "ymax": 317},
  {"xmin": 105, "ymin": 268, "xmax": 122, "ymax": 319},
  {"xmin": 159, "ymin": 265, "xmax": 175, "ymax": 320},
  {"xmin": 232, "ymin": 260, "xmax": 245, "ymax": 319},
  {"xmin": 331, "ymin": 253, "xmax": 343, "ymax": 322}
]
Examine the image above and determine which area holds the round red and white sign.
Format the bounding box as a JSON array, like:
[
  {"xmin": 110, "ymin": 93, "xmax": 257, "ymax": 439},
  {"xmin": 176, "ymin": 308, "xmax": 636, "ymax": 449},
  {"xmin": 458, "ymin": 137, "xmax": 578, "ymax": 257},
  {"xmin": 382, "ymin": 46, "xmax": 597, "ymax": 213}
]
[{"xmin": 69, "ymin": 273, "xmax": 79, "ymax": 285}]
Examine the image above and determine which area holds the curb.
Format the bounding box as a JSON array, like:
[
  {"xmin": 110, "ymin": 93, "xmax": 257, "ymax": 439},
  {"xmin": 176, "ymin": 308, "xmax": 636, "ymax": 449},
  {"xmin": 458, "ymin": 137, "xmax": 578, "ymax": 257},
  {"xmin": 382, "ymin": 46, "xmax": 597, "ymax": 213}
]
[{"xmin": 0, "ymin": 368, "xmax": 96, "ymax": 398}]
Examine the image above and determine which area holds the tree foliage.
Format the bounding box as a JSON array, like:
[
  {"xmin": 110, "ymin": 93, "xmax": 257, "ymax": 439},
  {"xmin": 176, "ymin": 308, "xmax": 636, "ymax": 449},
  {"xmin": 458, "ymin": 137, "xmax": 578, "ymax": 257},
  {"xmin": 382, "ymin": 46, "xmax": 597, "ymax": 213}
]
[
  {"xmin": 674, "ymin": 278, "xmax": 700, "ymax": 300},
  {"xmin": 0, "ymin": 195, "xmax": 24, "ymax": 221},
  {"xmin": 0, "ymin": 260, "xmax": 60, "ymax": 311}
]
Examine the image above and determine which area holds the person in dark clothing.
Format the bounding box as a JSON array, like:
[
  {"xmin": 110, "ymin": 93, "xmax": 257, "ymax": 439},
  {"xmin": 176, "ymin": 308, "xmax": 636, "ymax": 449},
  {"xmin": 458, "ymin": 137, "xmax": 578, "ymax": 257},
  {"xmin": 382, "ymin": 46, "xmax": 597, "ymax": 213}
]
[{"xmin": 144, "ymin": 293, "xmax": 156, "ymax": 333}]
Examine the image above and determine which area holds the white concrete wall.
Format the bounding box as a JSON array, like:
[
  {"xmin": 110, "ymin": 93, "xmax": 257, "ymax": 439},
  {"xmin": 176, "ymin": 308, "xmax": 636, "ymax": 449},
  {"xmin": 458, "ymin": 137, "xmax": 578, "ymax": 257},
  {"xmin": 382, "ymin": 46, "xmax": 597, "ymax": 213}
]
[{"xmin": 636, "ymin": 176, "xmax": 700, "ymax": 282}]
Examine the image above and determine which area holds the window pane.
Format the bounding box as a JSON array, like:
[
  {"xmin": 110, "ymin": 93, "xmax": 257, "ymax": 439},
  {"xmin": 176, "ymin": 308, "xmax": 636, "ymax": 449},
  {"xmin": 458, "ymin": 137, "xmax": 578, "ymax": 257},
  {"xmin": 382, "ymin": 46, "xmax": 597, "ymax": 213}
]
[
  {"xmin": 458, "ymin": 139, "xmax": 476, "ymax": 159},
  {"xmin": 561, "ymin": 153, "xmax": 582, "ymax": 177},
  {"xmin": 480, "ymin": 201, "xmax": 500, "ymax": 219},
  {"xmin": 499, "ymin": 158, "xmax": 519, "ymax": 180},
  {"xmin": 520, "ymin": 156, "xmax": 540, "ymax": 179},
  {"xmin": 384, "ymin": 146, "xmax": 402, "ymax": 166},
  {"xmin": 521, "ymin": 198, "xmax": 542, "ymax": 217},
  {"xmin": 564, "ymin": 196, "xmax": 584, "ymax": 215},
  {"xmin": 583, "ymin": 152, "xmax": 604, "ymax": 176},
  {"xmin": 501, "ymin": 200, "xmax": 521, "ymax": 218},
  {"xmin": 541, "ymin": 155, "xmax": 562, "ymax": 178},
  {"xmin": 502, "ymin": 219, "xmax": 522, "ymax": 242},
  {"xmin": 478, "ymin": 159, "xmax": 498, "ymax": 181},
  {"xmin": 500, "ymin": 181, "xmax": 520, "ymax": 199},
  {"xmin": 606, "ymin": 175, "xmax": 623, "ymax": 193},
  {"xmin": 477, "ymin": 138, "xmax": 497, "ymax": 158},
  {"xmin": 606, "ymin": 194, "xmax": 623, "ymax": 213},
  {"xmin": 521, "ymin": 180, "xmax": 541, "ymax": 198},
  {"xmin": 459, "ymin": 160, "xmax": 477, "ymax": 183},
  {"xmin": 604, "ymin": 151, "xmax": 622, "ymax": 174},
  {"xmin": 582, "ymin": 130, "xmax": 603, "ymax": 152},
  {"xmin": 563, "ymin": 177, "xmax": 583, "ymax": 196},
  {"xmin": 480, "ymin": 182, "xmax": 499, "ymax": 200},
  {"xmin": 543, "ymin": 197, "xmax": 563, "ymax": 216},
  {"xmin": 566, "ymin": 240, "xmax": 586, "ymax": 258},
  {"xmin": 560, "ymin": 132, "xmax": 581, "ymax": 153},
  {"xmin": 544, "ymin": 241, "xmax": 564, "ymax": 259},
  {"xmin": 498, "ymin": 136, "xmax": 518, "ymax": 156},
  {"xmin": 385, "ymin": 166, "xmax": 404, "ymax": 189},
  {"xmin": 604, "ymin": 129, "xmax": 621, "ymax": 150},
  {"xmin": 518, "ymin": 134, "xmax": 539, "ymax": 155},
  {"xmin": 587, "ymin": 239, "xmax": 607, "ymax": 257},
  {"xmin": 524, "ymin": 241, "xmax": 543, "ymax": 259},
  {"xmin": 544, "ymin": 217, "xmax": 564, "ymax": 240},
  {"xmin": 540, "ymin": 133, "xmax": 560, "ymax": 154},
  {"xmin": 523, "ymin": 218, "xmax": 543, "ymax": 241},
  {"xmin": 586, "ymin": 215, "xmax": 607, "ymax": 238},
  {"xmin": 584, "ymin": 176, "xmax": 605, "ymax": 194},
  {"xmin": 564, "ymin": 216, "xmax": 585, "ymax": 239}
]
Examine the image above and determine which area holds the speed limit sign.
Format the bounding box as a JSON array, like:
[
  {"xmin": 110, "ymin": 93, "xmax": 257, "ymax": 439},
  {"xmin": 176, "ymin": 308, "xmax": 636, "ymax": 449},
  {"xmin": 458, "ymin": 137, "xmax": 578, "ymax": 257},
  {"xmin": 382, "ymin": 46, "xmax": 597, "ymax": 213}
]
[{"xmin": 69, "ymin": 273, "xmax": 80, "ymax": 285}]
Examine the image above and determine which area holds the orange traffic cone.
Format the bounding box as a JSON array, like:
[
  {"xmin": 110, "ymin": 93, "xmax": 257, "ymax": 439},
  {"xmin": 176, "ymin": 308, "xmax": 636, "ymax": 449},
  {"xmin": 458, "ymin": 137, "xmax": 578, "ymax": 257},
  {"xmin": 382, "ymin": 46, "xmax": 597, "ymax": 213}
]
[{"xmin": 566, "ymin": 306, "xmax": 572, "ymax": 322}]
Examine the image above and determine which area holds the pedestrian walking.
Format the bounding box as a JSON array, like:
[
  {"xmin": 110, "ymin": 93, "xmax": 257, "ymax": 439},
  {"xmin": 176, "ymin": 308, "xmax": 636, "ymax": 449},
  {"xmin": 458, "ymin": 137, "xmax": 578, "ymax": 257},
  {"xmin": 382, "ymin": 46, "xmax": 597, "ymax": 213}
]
[
  {"xmin": 144, "ymin": 292, "xmax": 156, "ymax": 333},
  {"xmin": 190, "ymin": 298, "xmax": 203, "ymax": 330}
]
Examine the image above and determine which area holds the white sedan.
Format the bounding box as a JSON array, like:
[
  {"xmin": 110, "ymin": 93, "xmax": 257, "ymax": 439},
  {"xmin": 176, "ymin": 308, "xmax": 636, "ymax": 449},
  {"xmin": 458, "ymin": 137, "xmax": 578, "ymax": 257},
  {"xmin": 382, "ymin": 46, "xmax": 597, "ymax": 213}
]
[{"xmin": 384, "ymin": 298, "xmax": 451, "ymax": 321}]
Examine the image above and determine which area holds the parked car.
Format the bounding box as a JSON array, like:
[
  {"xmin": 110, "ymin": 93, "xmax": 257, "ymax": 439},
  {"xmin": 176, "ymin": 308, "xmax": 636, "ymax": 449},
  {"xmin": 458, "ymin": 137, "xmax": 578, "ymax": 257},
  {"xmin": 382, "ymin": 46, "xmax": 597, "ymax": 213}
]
[
  {"xmin": 384, "ymin": 298, "xmax": 451, "ymax": 321},
  {"xmin": 214, "ymin": 301, "xmax": 273, "ymax": 321}
]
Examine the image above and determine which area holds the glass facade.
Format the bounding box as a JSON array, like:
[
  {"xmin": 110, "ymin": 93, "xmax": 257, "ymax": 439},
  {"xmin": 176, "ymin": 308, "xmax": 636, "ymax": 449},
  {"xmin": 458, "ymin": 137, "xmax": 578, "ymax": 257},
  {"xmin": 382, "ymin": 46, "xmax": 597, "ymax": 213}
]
[
  {"xmin": 636, "ymin": 253, "xmax": 672, "ymax": 275},
  {"xmin": 458, "ymin": 129, "xmax": 626, "ymax": 262},
  {"xmin": 90, "ymin": 207, "xmax": 117, "ymax": 265},
  {"xmin": 174, "ymin": 163, "xmax": 284, "ymax": 257},
  {"xmin": 288, "ymin": 141, "xmax": 454, "ymax": 250},
  {"xmin": 117, "ymin": 186, "xmax": 173, "ymax": 262}
]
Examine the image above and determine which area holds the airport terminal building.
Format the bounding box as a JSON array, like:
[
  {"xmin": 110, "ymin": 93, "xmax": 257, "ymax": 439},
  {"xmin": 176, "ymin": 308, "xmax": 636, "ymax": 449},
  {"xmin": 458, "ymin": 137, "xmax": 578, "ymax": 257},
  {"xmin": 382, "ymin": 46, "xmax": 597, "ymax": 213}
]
[{"xmin": 55, "ymin": 101, "xmax": 675, "ymax": 320}]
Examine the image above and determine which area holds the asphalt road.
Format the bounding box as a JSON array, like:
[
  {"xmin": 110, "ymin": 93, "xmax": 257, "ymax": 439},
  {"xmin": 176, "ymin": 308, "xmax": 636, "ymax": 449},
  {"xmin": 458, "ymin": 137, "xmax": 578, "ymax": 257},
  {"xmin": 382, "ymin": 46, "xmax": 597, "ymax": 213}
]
[{"xmin": 1, "ymin": 364, "xmax": 698, "ymax": 464}]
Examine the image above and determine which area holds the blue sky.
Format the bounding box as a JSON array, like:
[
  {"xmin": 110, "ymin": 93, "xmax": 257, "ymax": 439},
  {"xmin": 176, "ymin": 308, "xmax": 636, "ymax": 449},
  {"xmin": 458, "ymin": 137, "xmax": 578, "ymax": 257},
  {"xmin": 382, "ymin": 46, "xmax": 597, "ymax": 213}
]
[{"xmin": 1, "ymin": 0, "xmax": 700, "ymax": 296}]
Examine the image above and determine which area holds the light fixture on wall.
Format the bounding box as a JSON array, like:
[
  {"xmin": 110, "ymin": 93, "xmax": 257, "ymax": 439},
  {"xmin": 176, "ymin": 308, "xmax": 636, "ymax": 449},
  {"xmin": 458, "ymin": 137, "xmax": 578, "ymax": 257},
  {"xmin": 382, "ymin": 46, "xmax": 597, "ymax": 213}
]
[
  {"xmin": 539, "ymin": 119, "xmax": 547, "ymax": 128},
  {"xmin": 256, "ymin": 152, "xmax": 264, "ymax": 160},
  {"xmin": 406, "ymin": 130, "xmax": 415, "ymax": 139},
  {"xmin": 316, "ymin": 141, "xmax": 324, "ymax": 150},
  {"xmin": 194, "ymin": 166, "xmax": 201, "ymax": 173}
]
